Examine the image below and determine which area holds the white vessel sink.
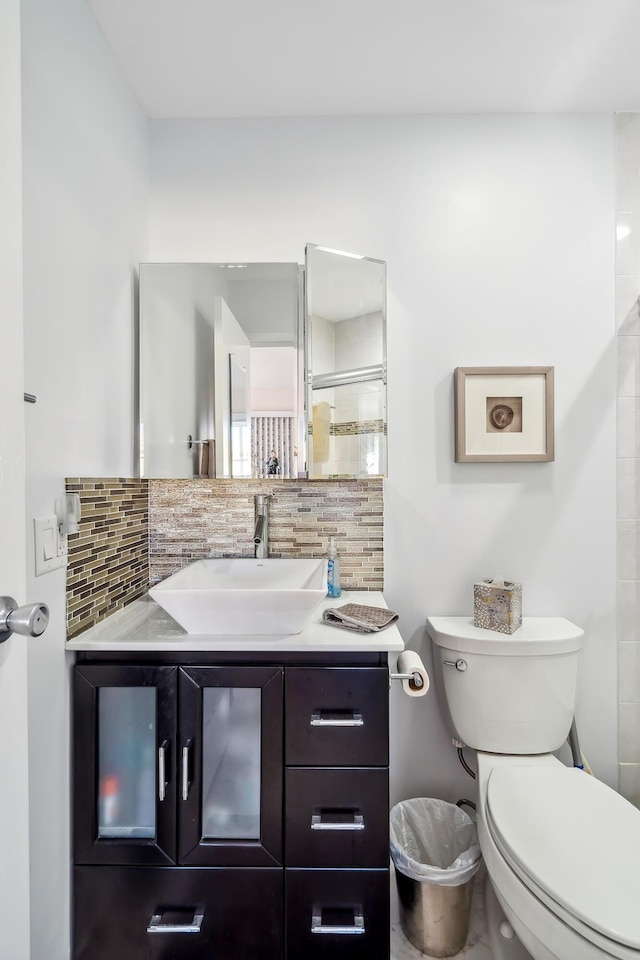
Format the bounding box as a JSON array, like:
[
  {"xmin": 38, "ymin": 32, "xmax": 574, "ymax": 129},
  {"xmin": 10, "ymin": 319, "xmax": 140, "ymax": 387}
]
[{"xmin": 148, "ymin": 557, "xmax": 328, "ymax": 635}]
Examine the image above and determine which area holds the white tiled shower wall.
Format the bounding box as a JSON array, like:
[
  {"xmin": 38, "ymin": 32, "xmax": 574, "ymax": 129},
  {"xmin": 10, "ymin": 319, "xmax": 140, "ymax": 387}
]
[
  {"xmin": 617, "ymin": 114, "xmax": 640, "ymax": 805},
  {"xmin": 311, "ymin": 310, "xmax": 385, "ymax": 476}
]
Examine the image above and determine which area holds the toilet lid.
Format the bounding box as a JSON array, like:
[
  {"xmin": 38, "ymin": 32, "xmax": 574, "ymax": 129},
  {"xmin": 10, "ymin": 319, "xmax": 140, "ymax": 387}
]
[{"xmin": 486, "ymin": 766, "xmax": 640, "ymax": 951}]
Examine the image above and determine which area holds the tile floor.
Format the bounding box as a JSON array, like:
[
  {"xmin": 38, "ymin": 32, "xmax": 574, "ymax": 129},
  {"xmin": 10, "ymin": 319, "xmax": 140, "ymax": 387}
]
[{"xmin": 390, "ymin": 871, "xmax": 493, "ymax": 960}]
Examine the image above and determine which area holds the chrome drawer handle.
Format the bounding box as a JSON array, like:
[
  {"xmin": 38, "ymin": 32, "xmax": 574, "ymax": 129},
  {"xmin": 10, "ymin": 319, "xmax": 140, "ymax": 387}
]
[
  {"xmin": 311, "ymin": 813, "xmax": 365, "ymax": 831},
  {"xmin": 311, "ymin": 910, "xmax": 365, "ymax": 935},
  {"xmin": 310, "ymin": 712, "xmax": 363, "ymax": 727},
  {"xmin": 158, "ymin": 740, "xmax": 168, "ymax": 802},
  {"xmin": 147, "ymin": 908, "xmax": 204, "ymax": 934},
  {"xmin": 181, "ymin": 738, "xmax": 193, "ymax": 801}
]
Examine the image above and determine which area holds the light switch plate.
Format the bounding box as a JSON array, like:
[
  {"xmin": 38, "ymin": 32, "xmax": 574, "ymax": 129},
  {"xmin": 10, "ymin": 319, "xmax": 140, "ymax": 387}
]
[{"xmin": 34, "ymin": 515, "xmax": 66, "ymax": 575}]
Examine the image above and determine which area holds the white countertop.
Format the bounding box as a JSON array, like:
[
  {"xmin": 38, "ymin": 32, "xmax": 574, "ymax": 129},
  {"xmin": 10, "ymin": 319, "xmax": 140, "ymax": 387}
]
[{"xmin": 66, "ymin": 591, "xmax": 404, "ymax": 653}]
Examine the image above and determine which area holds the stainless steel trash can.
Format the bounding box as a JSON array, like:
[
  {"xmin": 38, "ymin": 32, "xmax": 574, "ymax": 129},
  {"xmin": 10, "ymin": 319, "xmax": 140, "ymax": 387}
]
[
  {"xmin": 394, "ymin": 863, "xmax": 475, "ymax": 957},
  {"xmin": 390, "ymin": 798, "xmax": 481, "ymax": 958}
]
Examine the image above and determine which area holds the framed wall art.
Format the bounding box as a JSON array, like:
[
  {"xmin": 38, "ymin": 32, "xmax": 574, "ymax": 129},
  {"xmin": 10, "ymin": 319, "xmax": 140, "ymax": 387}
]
[{"xmin": 454, "ymin": 366, "xmax": 554, "ymax": 462}]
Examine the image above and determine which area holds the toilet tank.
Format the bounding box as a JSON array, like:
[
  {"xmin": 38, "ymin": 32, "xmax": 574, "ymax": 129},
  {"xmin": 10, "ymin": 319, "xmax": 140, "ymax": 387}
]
[{"xmin": 426, "ymin": 617, "xmax": 583, "ymax": 754}]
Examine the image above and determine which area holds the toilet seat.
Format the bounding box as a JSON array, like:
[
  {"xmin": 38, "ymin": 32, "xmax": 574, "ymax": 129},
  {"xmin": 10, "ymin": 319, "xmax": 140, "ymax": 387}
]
[{"xmin": 485, "ymin": 765, "xmax": 640, "ymax": 956}]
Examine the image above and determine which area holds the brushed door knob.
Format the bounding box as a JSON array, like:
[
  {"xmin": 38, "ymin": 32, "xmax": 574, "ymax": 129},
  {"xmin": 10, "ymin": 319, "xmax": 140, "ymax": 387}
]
[{"xmin": 0, "ymin": 596, "xmax": 50, "ymax": 643}]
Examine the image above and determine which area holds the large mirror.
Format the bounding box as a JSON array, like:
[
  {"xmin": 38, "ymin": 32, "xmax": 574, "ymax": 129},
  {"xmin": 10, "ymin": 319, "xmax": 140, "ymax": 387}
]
[
  {"xmin": 139, "ymin": 262, "xmax": 303, "ymax": 479},
  {"xmin": 138, "ymin": 247, "xmax": 387, "ymax": 480}
]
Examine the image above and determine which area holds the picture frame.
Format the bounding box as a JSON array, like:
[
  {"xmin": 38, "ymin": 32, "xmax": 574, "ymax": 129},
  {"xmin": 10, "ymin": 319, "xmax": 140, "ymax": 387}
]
[{"xmin": 454, "ymin": 366, "xmax": 554, "ymax": 462}]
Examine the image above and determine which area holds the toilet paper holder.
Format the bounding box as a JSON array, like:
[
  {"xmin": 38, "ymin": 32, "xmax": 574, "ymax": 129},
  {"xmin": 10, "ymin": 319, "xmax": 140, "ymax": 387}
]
[
  {"xmin": 389, "ymin": 669, "xmax": 424, "ymax": 688},
  {"xmin": 388, "ymin": 650, "xmax": 430, "ymax": 696}
]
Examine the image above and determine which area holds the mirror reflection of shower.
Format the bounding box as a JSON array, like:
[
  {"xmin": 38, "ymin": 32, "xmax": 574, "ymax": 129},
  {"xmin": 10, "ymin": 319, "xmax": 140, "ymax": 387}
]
[{"xmin": 306, "ymin": 245, "xmax": 387, "ymax": 479}]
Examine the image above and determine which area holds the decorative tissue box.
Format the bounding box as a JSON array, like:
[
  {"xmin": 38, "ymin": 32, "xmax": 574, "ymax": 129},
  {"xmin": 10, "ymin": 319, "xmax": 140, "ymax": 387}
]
[{"xmin": 473, "ymin": 577, "xmax": 522, "ymax": 634}]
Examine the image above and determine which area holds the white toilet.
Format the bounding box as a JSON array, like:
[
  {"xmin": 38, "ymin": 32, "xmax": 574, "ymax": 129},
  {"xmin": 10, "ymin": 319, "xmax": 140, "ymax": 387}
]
[{"xmin": 426, "ymin": 616, "xmax": 640, "ymax": 960}]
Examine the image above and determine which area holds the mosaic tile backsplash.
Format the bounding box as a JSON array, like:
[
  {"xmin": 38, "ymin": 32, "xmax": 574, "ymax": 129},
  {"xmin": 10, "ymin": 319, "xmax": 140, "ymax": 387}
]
[
  {"xmin": 65, "ymin": 477, "xmax": 384, "ymax": 637},
  {"xmin": 65, "ymin": 478, "xmax": 149, "ymax": 638},
  {"xmin": 149, "ymin": 479, "xmax": 384, "ymax": 589}
]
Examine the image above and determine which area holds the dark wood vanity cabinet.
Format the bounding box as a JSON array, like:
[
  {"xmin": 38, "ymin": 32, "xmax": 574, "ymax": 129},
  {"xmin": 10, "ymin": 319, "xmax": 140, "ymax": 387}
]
[{"xmin": 72, "ymin": 652, "xmax": 390, "ymax": 960}]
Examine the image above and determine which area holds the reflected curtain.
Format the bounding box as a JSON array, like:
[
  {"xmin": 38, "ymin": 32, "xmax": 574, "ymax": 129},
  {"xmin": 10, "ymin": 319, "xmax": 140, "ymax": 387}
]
[{"xmin": 251, "ymin": 416, "xmax": 296, "ymax": 479}]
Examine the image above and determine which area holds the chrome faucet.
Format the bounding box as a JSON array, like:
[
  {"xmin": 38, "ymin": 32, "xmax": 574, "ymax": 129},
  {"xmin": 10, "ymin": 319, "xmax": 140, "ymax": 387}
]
[{"xmin": 254, "ymin": 495, "xmax": 271, "ymax": 559}]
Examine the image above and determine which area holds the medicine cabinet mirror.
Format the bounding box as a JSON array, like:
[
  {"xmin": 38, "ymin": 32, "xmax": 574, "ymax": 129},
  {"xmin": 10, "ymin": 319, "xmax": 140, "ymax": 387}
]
[
  {"xmin": 138, "ymin": 246, "xmax": 387, "ymax": 480},
  {"xmin": 305, "ymin": 244, "xmax": 387, "ymax": 479}
]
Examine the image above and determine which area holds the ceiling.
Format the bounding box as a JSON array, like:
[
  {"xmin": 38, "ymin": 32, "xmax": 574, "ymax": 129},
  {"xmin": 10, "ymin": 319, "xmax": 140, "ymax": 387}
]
[{"xmin": 86, "ymin": 0, "xmax": 640, "ymax": 119}]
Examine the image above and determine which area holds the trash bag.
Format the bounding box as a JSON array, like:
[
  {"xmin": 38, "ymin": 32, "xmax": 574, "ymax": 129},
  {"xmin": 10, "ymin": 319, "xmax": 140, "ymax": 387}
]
[{"xmin": 390, "ymin": 798, "xmax": 481, "ymax": 886}]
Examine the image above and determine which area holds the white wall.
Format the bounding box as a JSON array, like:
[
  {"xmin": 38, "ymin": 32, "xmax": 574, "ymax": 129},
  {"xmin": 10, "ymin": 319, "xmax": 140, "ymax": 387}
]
[
  {"xmin": 250, "ymin": 347, "xmax": 297, "ymax": 413},
  {"xmin": 20, "ymin": 0, "xmax": 148, "ymax": 956},
  {"xmin": 149, "ymin": 115, "xmax": 618, "ymax": 801},
  {"xmin": 0, "ymin": 3, "xmax": 31, "ymax": 956},
  {"xmin": 616, "ymin": 114, "xmax": 640, "ymax": 805}
]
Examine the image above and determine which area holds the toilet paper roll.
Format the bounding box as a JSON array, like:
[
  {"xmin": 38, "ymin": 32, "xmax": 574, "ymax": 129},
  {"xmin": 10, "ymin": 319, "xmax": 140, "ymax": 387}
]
[{"xmin": 396, "ymin": 650, "xmax": 430, "ymax": 697}]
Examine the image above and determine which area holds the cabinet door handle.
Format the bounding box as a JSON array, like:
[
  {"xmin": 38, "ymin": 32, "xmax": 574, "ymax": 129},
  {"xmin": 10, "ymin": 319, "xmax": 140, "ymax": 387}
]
[
  {"xmin": 310, "ymin": 711, "xmax": 363, "ymax": 727},
  {"xmin": 158, "ymin": 740, "xmax": 169, "ymax": 802},
  {"xmin": 181, "ymin": 738, "xmax": 193, "ymax": 801},
  {"xmin": 311, "ymin": 910, "xmax": 365, "ymax": 935},
  {"xmin": 147, "ymin": 907, "xmax": 204, "ymax": 934},
  {"xmin": 311, "ymin": 812, "xmax": 365, "ymax": 831}
]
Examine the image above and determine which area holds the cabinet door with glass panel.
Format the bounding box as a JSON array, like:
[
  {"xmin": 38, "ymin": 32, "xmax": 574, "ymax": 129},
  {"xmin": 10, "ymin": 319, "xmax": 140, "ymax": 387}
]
[
  {"xmin": 178, "ymin": 666, "xmax": 283, "ymax": 867},
  {"xmin": 73, "ymin": 663, "xmax": 283, "ymax": 868},
  {"xmin": 74, "ymin": 665, "xmax": 178, "ymax": 866}
]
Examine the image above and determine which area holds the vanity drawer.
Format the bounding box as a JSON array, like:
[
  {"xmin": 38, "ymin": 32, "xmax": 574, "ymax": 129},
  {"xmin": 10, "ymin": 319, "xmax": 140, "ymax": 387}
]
[
  {"xmin": 285, "ymin": 767, "xmax": 389, "ymax": 867},
  {"xmin": 73, "ymin": 866, "xmax": 282, "ymax": 960},
  {"xmin": 285, "ymin": 868, "xmax": 389, "ymax": 960},
  {"xmin": 285, "ymin": 668, "xmax": 389, "ymax": 767}
]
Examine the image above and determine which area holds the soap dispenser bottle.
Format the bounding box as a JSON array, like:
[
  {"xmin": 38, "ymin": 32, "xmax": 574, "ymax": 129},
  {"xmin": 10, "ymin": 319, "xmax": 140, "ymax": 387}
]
[{"xmin": 326, "ymin": 538, "xmax": 342, "ymax": 599}]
